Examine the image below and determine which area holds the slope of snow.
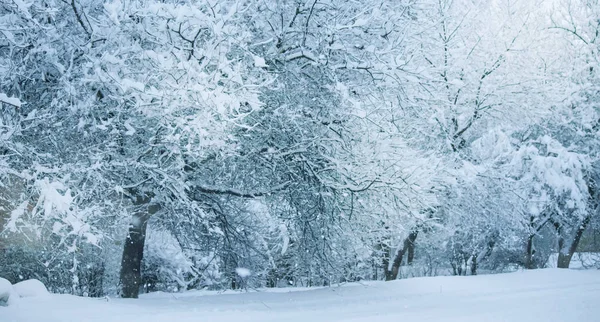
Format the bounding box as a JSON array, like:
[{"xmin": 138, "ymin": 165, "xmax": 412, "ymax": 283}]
[{"xmin": 1, "ymin": 269, "xmax": 599, "ymax": 322}]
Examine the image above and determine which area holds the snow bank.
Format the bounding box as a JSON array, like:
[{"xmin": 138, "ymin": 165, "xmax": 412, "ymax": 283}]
[
  {"xmin": 2, "ymin": 269, "xmax": 599, "ymax": 321},
  {"xmin": 13, "ymin": 279, "xmax": 49, "ymax": 298},
  {"xmin": 0, "ymin": 278, "xmax": 50, "ymax": 306},
  {"xmin": 0, "ymin": 277, "xmax": 18, "ymax": 306}
]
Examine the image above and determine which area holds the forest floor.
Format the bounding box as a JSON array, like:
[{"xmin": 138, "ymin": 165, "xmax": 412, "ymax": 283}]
[{"xmin": 2, "ymin": 269, "xmax": 599, "ymax": 322}]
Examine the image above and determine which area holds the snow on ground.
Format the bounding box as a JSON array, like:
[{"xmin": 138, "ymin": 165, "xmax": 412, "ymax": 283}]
[{"xmin": 2, "ymin": 269, "xmax": 599, "ymax": 322}]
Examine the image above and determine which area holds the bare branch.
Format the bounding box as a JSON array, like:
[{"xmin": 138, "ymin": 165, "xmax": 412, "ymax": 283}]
[
  {"xmin": 192, "ymin": 181, "xmax": 291, "ymax": 199},
  {"xmin": 303, "ymin": 0, "xmax": 318, "ymax": 47},
  {"xmin": 70, "ymin": 0, "xmax": 91, "ymax": 38}
]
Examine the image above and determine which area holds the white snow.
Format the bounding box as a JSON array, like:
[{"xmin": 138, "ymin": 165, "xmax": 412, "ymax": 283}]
[
  {"xmin": 124, "ymin": 120, "xmax": 136, "ymax": 135},
  {"xmin": 0, "ymin": 278, "xmax": 16, "ymax": 306},
  {"xmin": 1, "ymin": 269, "xmax": 599, "ymax": 321},
  {"xmin": 0, "ymin": 93, "xmax": 22, "ymax": 107},
  {"xmin": 253, "ymin": 55, "xmax": 268, "ymax": 68},
  {"xmin": 235, "ymin": 267, "xmax": 252, "ymax": 278},
  {"xmin": 12, "ymin": 279, "xmax": 49, "ymax": 298}
]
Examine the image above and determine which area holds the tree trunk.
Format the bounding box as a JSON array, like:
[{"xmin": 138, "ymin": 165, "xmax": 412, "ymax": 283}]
[
  {"xmin": 387, "ymin": 247, "xmax": 404, "ymax": 281},
  {"xmin": 451, "ymin": 262, "xmax": 458, "ymax": 276},
  {"xmin": 119, "ymin": 196, "xmax": 160, "ymax": 298},
  {"xmin": 381, "ymin": 242, "xmax": 392, "ymax": 281},
  {"xmin": 525, "ymin": 214, "xmax": 550, "ymax": 269},
  {"xmin": 557, "ymin": 215, "xmax": 591, "ymax": 269},
  {"xmin": 120, "ymin": 212, "xmax": 148, "ymax": 298},
  {"xmin": 406, "ymin": 231, "xmax": 418, "ymax": 265},
  {"xmin": 470, "ymin": 255, "xmax": 477, "ymax": 275},
  {"xmin": 525, "ymin": 234, "xmax": 535, "ymax": 269},
  {"xmin": 386, "ymin": 230, "xmax": 419, "ymax": 281},
  {"xmin": 554, "ymin": 221, "xmax": 566, "ymax": 268}
]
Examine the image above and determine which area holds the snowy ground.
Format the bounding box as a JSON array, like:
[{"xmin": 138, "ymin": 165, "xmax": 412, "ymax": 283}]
[{"xmin": 2, "ymin": 269, "xmax": 599, "ymax": 322}]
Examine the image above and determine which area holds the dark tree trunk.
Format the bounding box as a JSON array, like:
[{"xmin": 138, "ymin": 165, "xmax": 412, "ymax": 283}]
[
  {"xmin": 120, "ymin": 212, "xmax": 149, "ymax": 298},
  {"xmin": 381, "ymin": 242, "xmax": 392, "ymax": 281},
  {"xmin": 119, "ymin": 196, "xmax": 160, "ymax": 298},
  {"xmin": 266, "ymin": 269, "xmax": 277, "ymax": 288},
  {"xmin": 525, "ymin": 234, "xmax": 535, "ymax": 269},
  {"xmin": 387, "ymin": 247, "xmax": 405, "ymax": 281},
  {"xmin": 556, "ymin": 253, "xmax": 570, "ymax": 268},
  {"xmin": 406, "ymin": 231, "xmax": 418, "ymax": 265},
  {"xmin": 553, "ymin": 221, "xmax": 566, "ymax": 268},
  {"xmin": 525, "ymin": 214, "xmax": 550, "ymax": 269},
  {"xmin": 386, "ymin": 230, "xmax": 419, "ymax": 281},
  {"xmin": 557, "ymin": 215, "xmax": 591, "ymax": 269}
]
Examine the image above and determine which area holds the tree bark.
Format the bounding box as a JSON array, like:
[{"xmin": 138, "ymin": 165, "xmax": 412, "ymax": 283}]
[
  {"xmin": 406, "ymin": 231, "xmax": 417, "ymax": 265},
  {"xmin": 381, "ymin": 242, "xmax": 392, "ymax": 281},
  {"xmin": 525, "ymin": 234, "xmax": 535, "ymax": 269},
  {"xmin": 387, "ymin": 247, "xmax": 404, "ymax": 281},
  {"xmin": 119, "ymin": 212, "xmax": 148, "ymax": 298},
  {"xmin": 557, "ymin": 215, "xmax": 591, "ymax": 269},
  {"xmin": 119, "ymin": 195, "xmax": 160, "ymax": 298},
  {"xmin": 386, "ymin": 230, "xmax": 419, "ymax": 281},
  {"xmin": 524, "ymin": 214, "xmax": 550, "ymax": 269}
]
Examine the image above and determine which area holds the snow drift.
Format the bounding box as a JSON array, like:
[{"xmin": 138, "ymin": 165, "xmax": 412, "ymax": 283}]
[
  {"xmin": 0, "ymin": 278, "xmax": 19, "ymax": 306},
  {"xmin": 1, "ymin": 269, "xmax": 599, "ymax": 322}
]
